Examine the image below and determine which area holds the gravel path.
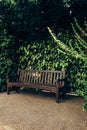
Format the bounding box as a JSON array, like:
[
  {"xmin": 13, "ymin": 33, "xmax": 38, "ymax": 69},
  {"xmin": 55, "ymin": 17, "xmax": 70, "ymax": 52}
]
[{"xmin": 0, "ymin": 91, "xmax": 87, "ymax": 130}]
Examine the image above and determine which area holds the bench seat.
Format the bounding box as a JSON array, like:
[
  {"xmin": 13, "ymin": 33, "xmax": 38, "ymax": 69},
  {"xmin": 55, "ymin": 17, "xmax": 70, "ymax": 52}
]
[{"xmin": 7, "ymin": 68, "xmax": 66, "ymax": 103}]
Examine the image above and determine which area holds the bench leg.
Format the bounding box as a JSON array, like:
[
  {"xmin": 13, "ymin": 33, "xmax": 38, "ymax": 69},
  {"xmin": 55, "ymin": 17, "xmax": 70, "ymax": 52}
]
[
  {"xmin": 7, "ymin": 87, "xmax": 10, "ymax": 94},
  {"xmin": 56, "ymin": 87, "xmax": 59, "ymax": 103},
  {"xmin": 60, "ymin": 86, "xmax": 66, "ymax": 99},
  {"xmin": 16, "ymin": 87, "xmax": 20, "ymax": 92}
]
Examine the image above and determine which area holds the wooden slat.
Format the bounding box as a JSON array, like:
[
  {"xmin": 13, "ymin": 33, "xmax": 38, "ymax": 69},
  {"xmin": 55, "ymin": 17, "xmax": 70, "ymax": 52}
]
[
  {"xmin": 29, "ymin": 72, "xmax": 32, "ymax": 83},
  {"xmin": 25, "ymin": 71, "xmax": 28, "ymax": 83},
  {"xmin": 18, "ymin": 68, "xmax": 65, "ymax": 73},
  {"xmin": 19, "ymin": 71, "xmax": 23, "ymax": 82},
  {"xmin": 53, "ymin": 73, "xmax": 56, "ymax": 85},
  {"xmin": 38, "ymin": 72, "xmax": 41, "ymax": 83},
  {"xmin": 23, "ymin": 70, "xmax": 26, "ymax": 82},
  {"xmin": 44, "ymin": 72, "xmax": 47, "ymax": 84},
  {"xmin": 41, "ymin": 72, "xmax": 44, "ymax": 84}
]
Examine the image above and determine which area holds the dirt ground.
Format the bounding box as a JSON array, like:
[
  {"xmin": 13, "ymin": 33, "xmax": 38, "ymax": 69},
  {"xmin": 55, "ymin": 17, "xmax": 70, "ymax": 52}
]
[{"xmin": 0, "ymin": 91, "xmax": 87, "ymax": 130}]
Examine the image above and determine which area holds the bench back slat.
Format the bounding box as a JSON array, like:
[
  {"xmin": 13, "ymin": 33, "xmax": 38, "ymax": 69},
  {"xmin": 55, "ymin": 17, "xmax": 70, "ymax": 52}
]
[{"xmin": 17, "ymin": 68, "xmax": 65, "ymax": 86}]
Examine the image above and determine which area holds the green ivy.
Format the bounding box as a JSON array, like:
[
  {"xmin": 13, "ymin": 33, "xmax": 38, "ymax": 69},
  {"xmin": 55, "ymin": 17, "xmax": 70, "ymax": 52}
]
[{"xmin": 47, "ymin": 18, "xmax": 87, "ymax": 109}]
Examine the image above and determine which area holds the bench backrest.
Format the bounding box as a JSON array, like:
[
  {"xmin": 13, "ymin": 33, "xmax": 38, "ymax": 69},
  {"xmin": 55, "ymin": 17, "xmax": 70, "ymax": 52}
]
[{"xmin": 17, "ymin": 68, "xmax": 65, "ymax": 86}]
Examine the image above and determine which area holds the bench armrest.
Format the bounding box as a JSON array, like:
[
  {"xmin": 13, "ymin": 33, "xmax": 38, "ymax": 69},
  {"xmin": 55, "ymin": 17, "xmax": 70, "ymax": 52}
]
[{"xmin": 56, "ymin": 78, "xmax": 65, "ymax": 88}]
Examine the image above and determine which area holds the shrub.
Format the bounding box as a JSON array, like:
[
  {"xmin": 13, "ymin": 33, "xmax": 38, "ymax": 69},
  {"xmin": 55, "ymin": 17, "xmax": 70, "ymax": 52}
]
[
  {"xmin": 0, "ymin": 29, "xmax": 19, "ymax": 91},
  {"xmin": 47, "ymin": 18, "xmax": 87, "ymax": 109}
]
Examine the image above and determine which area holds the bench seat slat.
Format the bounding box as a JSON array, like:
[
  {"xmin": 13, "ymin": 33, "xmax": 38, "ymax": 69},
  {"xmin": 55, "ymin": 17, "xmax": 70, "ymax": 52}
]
[{"xmin": 8, "ymin": 82, "xmax": 56, "ymax": 93}]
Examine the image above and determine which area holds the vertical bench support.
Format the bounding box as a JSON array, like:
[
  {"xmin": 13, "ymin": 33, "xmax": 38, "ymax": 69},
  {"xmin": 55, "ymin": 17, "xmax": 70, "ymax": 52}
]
[
  {"xmin": 56, "ymin": 80, "xmax": 60, "ymax": 103},
  {"xmin": 7, "ymin": 78, "xmax": 10, "ymax": 94},
  {"xmin": 56, "ymin": 86, "xmax": 59, "ymax": 103},
  {"xmin": 7, "ymin": 87, "xmax": 10, "ymax": 94}
]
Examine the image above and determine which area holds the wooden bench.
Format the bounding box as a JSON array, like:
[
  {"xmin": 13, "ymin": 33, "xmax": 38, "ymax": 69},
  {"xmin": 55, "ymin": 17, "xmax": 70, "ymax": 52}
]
[{"xmin": 7, "ymin": 68, "xmax": 66, "ymax": 103}]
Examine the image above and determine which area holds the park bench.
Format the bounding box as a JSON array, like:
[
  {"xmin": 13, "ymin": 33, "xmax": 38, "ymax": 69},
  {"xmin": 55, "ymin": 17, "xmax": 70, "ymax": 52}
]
[{"xmin": 7, "ymin": 68, "xmax": 66, "ymax": 103}]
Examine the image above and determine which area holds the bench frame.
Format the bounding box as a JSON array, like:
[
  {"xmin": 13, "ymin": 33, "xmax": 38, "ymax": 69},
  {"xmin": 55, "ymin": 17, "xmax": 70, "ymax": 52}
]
[{"xmin": 7, "ymin": 68, "xmax": 65, "ymax": 103}]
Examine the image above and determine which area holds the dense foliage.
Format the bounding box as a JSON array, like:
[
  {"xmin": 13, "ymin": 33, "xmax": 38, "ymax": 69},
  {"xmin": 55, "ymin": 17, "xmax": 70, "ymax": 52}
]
[
  {"xmin": 0, "ymin": 0, "xmax": 87, "ymax": 41},
  {"xmin": 0, "ymin": 29, "xmax": 19, "ymax": 91},
  {"xmin": 47, "ymin": 18, "xmax": 87, "ymax": 109}
]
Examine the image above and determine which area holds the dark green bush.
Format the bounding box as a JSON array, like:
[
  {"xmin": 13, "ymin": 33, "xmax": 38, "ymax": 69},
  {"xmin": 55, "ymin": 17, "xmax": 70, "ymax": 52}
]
[{"xmin": 0, "ymin": 29, "xmax": 19, "ymax": 91}]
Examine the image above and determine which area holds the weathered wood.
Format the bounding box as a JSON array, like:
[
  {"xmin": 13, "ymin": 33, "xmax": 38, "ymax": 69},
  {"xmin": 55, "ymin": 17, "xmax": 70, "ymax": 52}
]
[{"xmin": 7, "ymin": 68, "xmax": 66, "ymax": 103}]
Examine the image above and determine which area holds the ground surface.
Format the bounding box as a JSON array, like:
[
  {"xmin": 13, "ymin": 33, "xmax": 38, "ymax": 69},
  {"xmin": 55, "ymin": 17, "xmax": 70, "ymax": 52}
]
[{"xmin": 0, "ymin": 91, "xmax": 87, "ymax": 130}]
